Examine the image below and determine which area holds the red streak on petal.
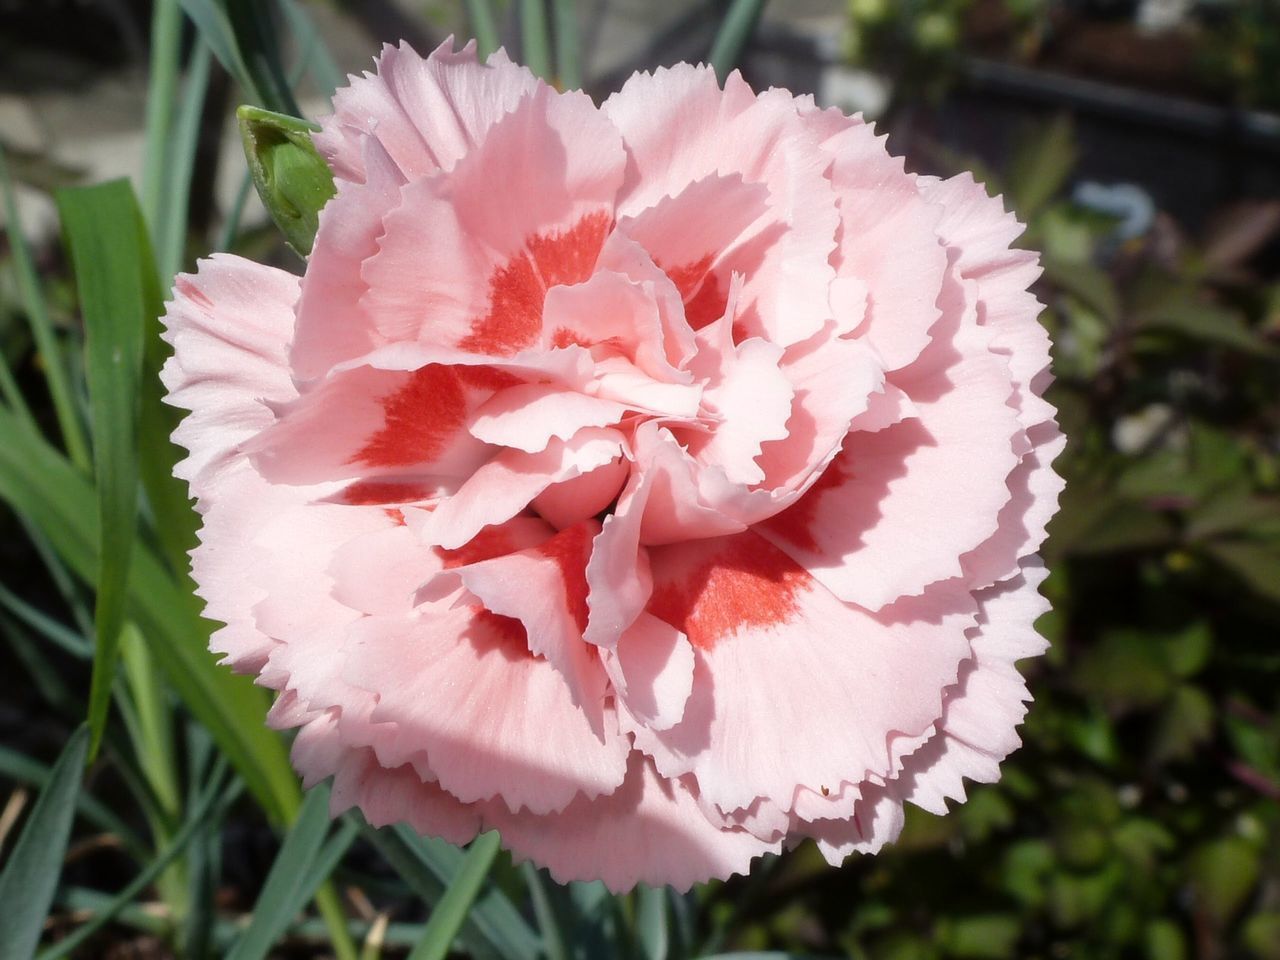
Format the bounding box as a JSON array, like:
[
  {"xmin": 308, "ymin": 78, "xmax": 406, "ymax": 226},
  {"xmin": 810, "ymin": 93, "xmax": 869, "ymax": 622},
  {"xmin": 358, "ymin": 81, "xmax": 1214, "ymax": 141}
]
[
  {"xmin": 459, "ymin": 211, "xmax": 613, "ymax": 356},
  {"xmin": 456, "ymin": 364, "xmax": 523, "ymax": 391},
  {"xmin": 648, "ymin": 534, "xmax": 806, "ymax": 651},
  {"xmin": 436, "ymin": 526, "xmax": 515, "ymax": 569},
  {"xmin": 760, "ymin": 458, "xmax": 850, "ymax": 553},
  {"xmin": 530, "ymin": 210, "xmax": 613, "ymax": 287},
  {"xmin": 350, "ymin": 365, "xmax": 467, "ymax": 468},
  {"xmin": 175, "ymin": 276, "xmax": 213, "ymax": 310},
  {"xmin": 552, "ymin": 327, "xmax": 592, "ymax": 349},
  {"xmin": 337, "ymin": 480, "xmax": 436, "ymax": 505},
  {"xmin": 534, "ymin": 522, "xmax": 593, "ymax": 633},
  {"xmin": 384, "ymin": 508, "xmax": 406, "ymax": 525},
  {"xmin": 663, "ymin": 254, "xmax": 727, "ymax": 330},
  {"xmin": 469, "ymin": 607, "xmax": 535, "ymax": 659}
]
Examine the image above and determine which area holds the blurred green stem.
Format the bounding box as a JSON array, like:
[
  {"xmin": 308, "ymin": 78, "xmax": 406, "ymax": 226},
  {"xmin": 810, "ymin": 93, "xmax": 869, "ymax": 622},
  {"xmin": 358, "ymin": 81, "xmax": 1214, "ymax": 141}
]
[
  {"xmin": 464, "ymin": 0, "xmax": 501, "ymax": 61},
  {"xmin": 708, "ymin": 0, "xmax": 767, "ymax": 81},
  {"xmin": 119, "ymin": 626, "xmax": 187, "ymax": 929},
  {"xmin": 520, "ymin": 0, "xmax": 553, "ymax": 80},
  {"xmin": 552, "ymin": 0, "xmax": 580, "ymax": 89},
  {"xmin": 0, "ymin": 147, "xmax": 91, "ymax": 472},
  {"xmin": 142, "ymin": 0, "xmax": 183, "ymax": 237}
]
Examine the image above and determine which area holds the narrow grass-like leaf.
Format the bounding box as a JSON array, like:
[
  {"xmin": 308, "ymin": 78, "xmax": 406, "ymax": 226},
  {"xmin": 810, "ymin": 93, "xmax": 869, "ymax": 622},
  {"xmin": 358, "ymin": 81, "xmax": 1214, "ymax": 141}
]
[
  {"xmin": 523, "ymin": 865, "xmax": 569, "ymax": 960},
  {"xmin": 179, "ymin": 0, "xmax": 299, "ymax": 114},
  {"xmin": 0, "ymin": 404, "xmax": 298, "ymax": 822},
  {"xmin": 464, "ymin": 0, "xmax": 501, "ymax": 61},
  {"xmin": 226, "ymin": 785, "xmax": 340, "ymax": 960},
  {"xmin": 520, "ymin": 0, "xmax": 553, "ymax": 80},
  {"xmin": 636, "ymin": 885, "xmax": 670, "ymax": 960},
  {"xmin": 57, "ymin": 180, "xmax": 150, "ymax": 759},
  {"xmin": 360, "ymin": 822, "xmax": 541, "ymax": 960},
  {"xmin": 0, "ymin": 726, "xmax": 89, "ymax": 959},
  {"xmin": 0, "ymin": 742, "xmax": 147, "ymax": 862},
  {"xmin": 0, "ymin": 350, "xmax": 38, "ymax": 434},
  {"xmin": 157, "ymin": 40, "xmax": 214, "ymax": 286},
  {"xmin": 280, "ymin": 0, "xmax": 344, "ymax": 98},
  {"xmin": 0, "ymin": 146, "xmax": 91, "ymax": 470},
  {"xmin": 142, "ymin": 0, "xmax": 183, "ymax": 235},
  {"xmin": 409, "ymin": 831, "xmax": 503, "ymax": 960},
  {"xmin": 0, "ymin": 580, "xmax": 91, "ymax": 657},
  {"xmin": 708, "ymin": 0, "xmax": 767, "ymax": 81},
  {"xmin": 551, "ymin": 0, "xmax": 581, "ymax": 89},
  {"xmin": 35, "ymin": 762, "xmax": 231, "ymax": 960}
]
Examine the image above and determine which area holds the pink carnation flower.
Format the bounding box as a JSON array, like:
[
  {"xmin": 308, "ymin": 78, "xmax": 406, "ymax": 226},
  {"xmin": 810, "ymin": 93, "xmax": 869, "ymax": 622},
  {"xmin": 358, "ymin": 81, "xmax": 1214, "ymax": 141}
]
[{"xmin": 161, "ymin": 40, "xmax": 1064, "ymax": 891}]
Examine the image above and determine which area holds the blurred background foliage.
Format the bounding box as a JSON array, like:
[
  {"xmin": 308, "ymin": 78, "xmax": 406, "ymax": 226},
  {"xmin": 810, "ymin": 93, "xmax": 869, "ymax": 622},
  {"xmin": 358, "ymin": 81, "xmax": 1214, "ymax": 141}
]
[{"xmin": 0, "ymin": 1, "xmax": 1277, "ymax": 958}]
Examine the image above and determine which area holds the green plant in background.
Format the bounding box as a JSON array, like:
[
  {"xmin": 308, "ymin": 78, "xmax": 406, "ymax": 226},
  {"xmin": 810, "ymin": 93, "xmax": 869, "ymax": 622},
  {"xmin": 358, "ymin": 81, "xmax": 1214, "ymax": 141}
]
[
  {"xmin": 844, "ymin": 0, "xmax": 1050, "ymax": 102},
  {"xmin": 1, "ymin": 2, "xmax": 1278, "ymax": 959}
]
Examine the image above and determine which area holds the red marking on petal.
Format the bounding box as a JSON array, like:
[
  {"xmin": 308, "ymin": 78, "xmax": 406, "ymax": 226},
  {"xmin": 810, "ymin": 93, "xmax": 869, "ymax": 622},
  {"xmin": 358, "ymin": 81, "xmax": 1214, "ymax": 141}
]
[
  {"xmin": 534, "ymin": 522, "xmax": 593, "ymax": 633},
  {"xmin": 459, "ymin": 211, "xmax": 614, "ymax": 356},
  {"xmin": 384, "ymin": 508, "xmax": 406, "ymax": 525},
  {"xmin": 663, "ymin": 254, "xmax": 727, "ymax": 330},
  {"xmin": 437, "ymin": 526, "xmax": 516, "ymax": 569},
  {"xmin": 684, "ymin": 270, "xmax": 726, "ymax": 330},
  {"xmin": 456, "ymin": 364, "xmax": 523, "ymax": 391},
  {"xmin": 350, "ymin": 365, "xmax": 467, "ymax": 468},
  {"xmin": 175, "ymin": 276, "xmax": 213, "ymax": 310},
  {"xmin": 337, "ymin": 480, "xmax": 436, "ymax": 505},
  {"xmin": 469, "ymin": 607, "xmax": 535, "ymax": 659},
  {"xmin": 760, "ymin": 458, "xmax": 850, "ymax": 553},
  {"xmin": 552, "ymin": 327, "xmax": 592, "ymax": 349},
  {"xmin": 648, "ymin": 535, "xmax": 806, "ymax": 650},
  {"xmin": 530, "ymin": 210, "xmax": 613, "ymax": 288}
]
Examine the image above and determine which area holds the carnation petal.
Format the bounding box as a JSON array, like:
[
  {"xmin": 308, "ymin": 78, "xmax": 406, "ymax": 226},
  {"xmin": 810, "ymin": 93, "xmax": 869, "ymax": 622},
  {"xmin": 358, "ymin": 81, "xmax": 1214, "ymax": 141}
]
[
  {"xmin": 488, "ymin": 752, "xmax": 779, "ymax": 891},
  {"xmin": 632, "ymin": 532, "xmax": 974, "ymax": 815},
  {"xmin": 344, "ymin": 606, "xmax": 628, "ymax": 814}
]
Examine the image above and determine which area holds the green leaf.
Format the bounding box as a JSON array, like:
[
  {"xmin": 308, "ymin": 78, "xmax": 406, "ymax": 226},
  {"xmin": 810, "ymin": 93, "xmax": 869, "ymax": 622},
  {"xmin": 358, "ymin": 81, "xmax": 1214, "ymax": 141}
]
[
  {"xmin": 1203, "ymin": 539, "xmax": 1280, "ymax": 605},
  {"xmin": 936, "ymin": 914, "xmax": 1020, "ymax": 959},
  {"xmin": 1135, "ymin": 299, "xmax": 1278, "ymax": 358},
  {"xmin": 57, "ymin": 180, "xmax": 150, "ymax": 759},
  {"xmin": 409, "ymin": 831, "xmax": 503, "ymax": 960},
  {"xmin": 1188, "ymin": 836, "xmax": 1260, "ymax": 926},
  {"xmin": 1185, "ymin": 494, "xmax": 1280, "ymax": 542},
  {"xmin": 35, "ymin": 764, "xmax": 234, "ymax": 960},
  {"xmin": 180, "ymin": 0, "xmax": 300, "ymax": 115},
  {"xmin": 520, "ymin": 0, "xmax": 552, "ymax": 80},
  {"xmin": 1151, "ymin": 685, "xmax": 1215, "ymax": 763},
  {"xmin": 1243, "ymin": 912, "xmax": 1280, "ymax": 960},
  {"xmin": 1041, "ymin": 256, "xmax": 1120, "ymax": 326},
  {"xmin": 0, "ymin": 726, "xmax": 89, "ymax": 960},
  {"xmin": 708, "ymin": 0, "xmax": 768, "ymax": 82},
  {"xmin": 360, "ymin": 822, "xmax": 540, "ymax": 960},
  {"xmin": 1161, "ymin": 621, "xmax": 1213, "ymax": 679},
  {"xmin": 226, "ymin": 785, "xmax": 352, "ymax": 960},
  {"xmin": 237, "ymin": 105, "xmax": 336, "ymax": 255},
  {"xmin": 551, "ymin": 0, "xmax": 581, "ymax": 89},
  {"xmin": 0, "ymin": 146, "xmax": 91, "ymax": 470},
  {"xmin": 636, "ymin": 885, "xmax": 670, "ymax": 960},
  {"xmin": 0, "ymin": 404, "xmax": 298, "ymax": 822},
  {"xmin": 1007, "ymin": 115, "xmax": 1077, "ymax": 220},
  {"xmin": 1144, "ymin": 920, "xmax": 1187, "ymax": 960},
  {"xmin": 464, "ymin": 0, "xmax": 501, "ymax": 61}
]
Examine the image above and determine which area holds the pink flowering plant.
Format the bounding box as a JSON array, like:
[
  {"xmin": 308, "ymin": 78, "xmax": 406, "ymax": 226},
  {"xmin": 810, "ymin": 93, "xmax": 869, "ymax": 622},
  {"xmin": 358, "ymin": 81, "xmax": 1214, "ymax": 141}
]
[
  {"xmin": 2, "ymin": 1, "xmax": 1147, "ymax": 956},
  {"xmin": 162, "ymin": 37, "xmax": 1062, "ymax": 891}
]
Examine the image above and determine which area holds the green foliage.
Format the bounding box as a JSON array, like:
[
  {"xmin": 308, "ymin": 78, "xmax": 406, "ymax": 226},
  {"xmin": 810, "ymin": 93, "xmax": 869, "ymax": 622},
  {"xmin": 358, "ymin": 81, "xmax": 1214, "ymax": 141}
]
[{"xmin": 0, "ymin": 727, "xmax": 89, "ymax": 959}]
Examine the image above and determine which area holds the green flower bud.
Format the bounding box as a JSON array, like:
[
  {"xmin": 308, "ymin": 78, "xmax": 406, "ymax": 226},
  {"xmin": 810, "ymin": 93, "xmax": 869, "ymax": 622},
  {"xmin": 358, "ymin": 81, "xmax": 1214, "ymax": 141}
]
[{"xmin": 237, "ymin": 105, "xmax": 336, "ymax": 256}]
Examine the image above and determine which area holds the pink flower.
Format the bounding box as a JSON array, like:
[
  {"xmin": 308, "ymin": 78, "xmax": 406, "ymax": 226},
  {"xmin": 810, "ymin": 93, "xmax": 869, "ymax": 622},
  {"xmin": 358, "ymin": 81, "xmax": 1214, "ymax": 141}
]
[{"xmin": 161, "ymin": 40, "xmax": 1063, "ymax": 891}]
